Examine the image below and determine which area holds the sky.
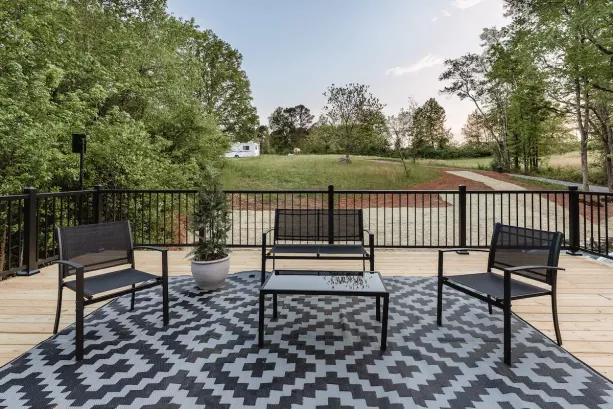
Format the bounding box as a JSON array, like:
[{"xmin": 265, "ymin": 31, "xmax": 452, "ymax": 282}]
[{"xmin": 166, "ymin": 0, "xmax": 509, "ymax": 141}]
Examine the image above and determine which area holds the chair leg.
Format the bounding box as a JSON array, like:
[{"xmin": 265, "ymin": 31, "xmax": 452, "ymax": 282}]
[
  {"xmin": 552, "ymin": 293, "xmax": 562, "ymax": 346},
  {"xmin": 487, "ymin": 295, "xmax": 493, "ymax": 315},
  {"xmin": 436, "ymin": 278, "xmax": 443, "ymax": 326},
  {"xmin": 53, "ymin": 285, "xmax": 63, "ymax": 334},
  {"xmin": 163, "ymin": 278, "xmax": 169, "ymax": 326},
  {"xmin": 130, "ymin": 284, "xmax": 136, "ymax": 311},
  {"xmin": 503, "ymin": 298, "xmax": 512, "ymax": 365},
  {"xmin": 75, "ymin": 299, "xmax": 84, "ymax": 361}
]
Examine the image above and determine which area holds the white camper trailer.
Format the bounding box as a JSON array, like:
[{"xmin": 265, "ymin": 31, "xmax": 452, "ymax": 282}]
[{"xmin": 225, "ymin": 142, "xmax": 260, "ymax": 158}]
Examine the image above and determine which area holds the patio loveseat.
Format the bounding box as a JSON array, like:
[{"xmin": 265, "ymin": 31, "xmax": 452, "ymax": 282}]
[{"xmin": 261, "ymin": 209, "xmax": 375, "ymax": 284}]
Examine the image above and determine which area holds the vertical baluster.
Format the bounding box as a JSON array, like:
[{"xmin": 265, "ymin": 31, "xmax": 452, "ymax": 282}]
[{"xmin": 6, "ymin": 201, "xmax": 12, "ymax": 270}]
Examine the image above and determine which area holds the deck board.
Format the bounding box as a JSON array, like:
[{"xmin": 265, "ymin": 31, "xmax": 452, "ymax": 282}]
[{"xmin": 1, "ymin": 249, "xmax": 612, "ymax": 380}]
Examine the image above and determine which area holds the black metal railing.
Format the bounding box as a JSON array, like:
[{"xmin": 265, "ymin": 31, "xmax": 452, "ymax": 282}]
[{"xmin": 1, "ymin": 184, "xmax": 612, "ymax": 277}]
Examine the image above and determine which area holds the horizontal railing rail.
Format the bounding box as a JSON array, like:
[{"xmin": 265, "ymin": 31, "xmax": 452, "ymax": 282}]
[{"xmin": 1, "ymin": 184, "xmax": 611, "ymax": 277}]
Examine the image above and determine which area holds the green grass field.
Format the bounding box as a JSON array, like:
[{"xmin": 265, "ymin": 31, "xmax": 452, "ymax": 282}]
[{"xmin": 221, "ymin": 155, "xmax": 439, "ymax": 190}]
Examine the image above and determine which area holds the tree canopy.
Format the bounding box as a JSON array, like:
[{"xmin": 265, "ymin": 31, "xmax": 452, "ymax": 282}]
[
  {"xmin": 0, "ymin": 0, "xmax": 257, "ymax": 194},
  {"xmin": 268, "ymin": 105, "xmax": 314, "ymax": 153},
  {"xmin": 440, "ymin": 0, "xmax": 613, "ymax": 190},
  {"xmin": 321, "ymin": 84, "xmax": 387, "ymax": 160}
]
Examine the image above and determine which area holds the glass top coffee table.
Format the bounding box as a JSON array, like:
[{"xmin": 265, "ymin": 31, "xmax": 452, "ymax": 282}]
[{"xmin": 258, "ymin": 270, "xmax": 390, "ymax": 351}]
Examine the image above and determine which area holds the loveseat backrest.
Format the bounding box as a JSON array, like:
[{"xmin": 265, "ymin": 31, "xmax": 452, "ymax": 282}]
[{"xmin": 274, "ymin": 209, "xmax": 364, "ymax": 242}]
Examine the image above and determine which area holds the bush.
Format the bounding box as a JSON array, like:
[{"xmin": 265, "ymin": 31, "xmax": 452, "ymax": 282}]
[
  {"xmin": 526, "ymin": 166, "xmax": 607, "ymax": 186},
  {"xmin": 389, "ymin": 145, "xmax": 492, "ymax": 160}
]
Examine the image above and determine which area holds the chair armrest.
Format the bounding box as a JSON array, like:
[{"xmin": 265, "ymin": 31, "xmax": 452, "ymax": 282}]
[
  {"xmin": 438, "ymin": 248, "xmax": 490, "ymax": 254},
  {"xmin": 438, "ymin": 248, "xmax": 490, "ymax": 278},
  {"xmin": 262, "ymin": 228, "xmax": 274, "ymax": 248},
  {"xmin": 133, "ymin": 245, "xmax": 168, "ymax": 253},
  {"xmin": 132, "ymin": 246, "xmax": 168, "ymax": 278},
  {"xmin": 53, "ymin": 260, "xmax": 85, "ymax": 271},
  {"xmin": 363, "ymin": 229, "xmax": 374, "ymax": 247},
  {"xmin": 503, "ymin": 265, "xmax": 565, "ymax": 272},
  {"xmin": 53, "ymin": 260, "xmax": 85, "ymax": 281}
]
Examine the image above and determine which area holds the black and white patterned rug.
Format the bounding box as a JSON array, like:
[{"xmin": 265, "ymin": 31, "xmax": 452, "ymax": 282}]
[{"xmin": 1, "ymin": 273, "xmax": 612, "ymax": 409}]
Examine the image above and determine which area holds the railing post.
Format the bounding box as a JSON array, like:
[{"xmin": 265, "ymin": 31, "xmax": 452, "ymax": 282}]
[
  {"xmin": 567, "ymin": 186, "xmax": 581, "ymax": 255},
  {"xmin": 19, "ymin": 187, "xmax": 40, "ymax": 276},
  {"xmin": 328, "ymin": 184, "xmax": 334, "ymax": 244},
  {"xmin": 93, "ymin": 184, "xmax": 103, "ymax": 224},
  {"xmin": 458, "ymin": 185, "xmax": 467, "ymax": 249}
]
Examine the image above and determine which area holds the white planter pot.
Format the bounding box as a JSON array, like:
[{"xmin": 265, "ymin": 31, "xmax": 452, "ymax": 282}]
[{"xmin": 190, "ymin": 255, "xmax": 230, "ymax": 290}]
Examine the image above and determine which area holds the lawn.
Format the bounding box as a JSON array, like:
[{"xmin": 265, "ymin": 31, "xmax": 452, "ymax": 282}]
[{"xmin": 220, "ymin": 155, "xmax": 439, "ymax": 190}]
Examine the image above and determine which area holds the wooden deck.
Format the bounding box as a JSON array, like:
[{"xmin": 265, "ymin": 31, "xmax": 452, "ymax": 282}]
[{"xmin": 1, "ymin": 249, "xmax": 613, "ymax": 380}]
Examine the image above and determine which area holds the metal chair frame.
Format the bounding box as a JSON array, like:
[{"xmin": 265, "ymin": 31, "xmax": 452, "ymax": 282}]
[
  {"xmin": 261, "ymin": 209, "xmax": 375, "ymax": 284},
  {"xmin": 437, "ymin": 223, "xmax": 565, "ymax": 365},
  {"xmin": 53, "ymin": 221, "xmax": 169, "ymax": 361}
]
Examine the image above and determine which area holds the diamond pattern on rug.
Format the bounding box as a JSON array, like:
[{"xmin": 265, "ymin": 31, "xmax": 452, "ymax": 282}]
[{"xmin": 0, "ymin": 274, "xmax": 612, "ymax": 409}]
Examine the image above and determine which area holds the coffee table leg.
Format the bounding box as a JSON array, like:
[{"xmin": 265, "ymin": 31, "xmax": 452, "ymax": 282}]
[
  {"xmin": 273, "ymin": 294, "xmax": 278, "ymax": 320},
  {"xmin": 376, "ymin": 296, "xmax": 381, "ymax": 321},
  {"xmin": 259, "ymin": 292, "xmax": 265, "ymax": 347},
  {"xmin": 381, "ymin": 295, "xmax": 389, "ymax": 351}
]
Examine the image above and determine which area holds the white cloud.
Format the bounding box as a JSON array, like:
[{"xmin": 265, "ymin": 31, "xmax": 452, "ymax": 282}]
[
  {"xmin": 441, "ymin": 9, "xmax": 451, "ymax": 17},
  {"xmin": 452, "ymin": 0, "xmax": 485, "ymax": 9},
  {"xmin": 385, "ymin": 54, "xmax": 445, "ymax": 76},
  {"xmin": 431, "ymin": 16, "xmax": 438, "ymax": 22}
]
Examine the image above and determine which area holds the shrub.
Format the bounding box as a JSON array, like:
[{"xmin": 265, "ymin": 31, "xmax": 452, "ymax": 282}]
[{"xmin": 190, "ymin": 170, "xmax": 230, "ymax": 262}]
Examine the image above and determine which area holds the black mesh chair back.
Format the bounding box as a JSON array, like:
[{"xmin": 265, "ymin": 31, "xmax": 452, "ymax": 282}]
[
  {"xmin": 58, "ymin": 221, "xmax": 133, "ymax": 274},
  {"xmin": 487, "ymin": 223, "xmax": 563, "ymax": 284},
  {"xmin": 274, "ymin": 209, "xmax": 364, "ymax": 242}
]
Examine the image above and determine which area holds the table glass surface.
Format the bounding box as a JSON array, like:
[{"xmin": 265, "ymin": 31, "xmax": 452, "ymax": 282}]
[{"xmin": 262, "ymin": 271, "xmax": 386, "ymax": 294}]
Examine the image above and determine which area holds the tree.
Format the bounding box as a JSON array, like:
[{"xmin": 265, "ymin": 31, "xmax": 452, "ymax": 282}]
[
  {"xmin": 188, "ymin": 29, "xmax": 259, "ymax": 142},
  {"xmin": 503, "ymin": 0, "xmax": 613, "ymax": 190},
  {"xmin": 387, "ymin": 99, "xmax": 418, "ymax": 176},
  {"xmin": 268, "ymin": 105, "xmax": 314, "ymax": 152},
  {"xmin": 440, "ymin": 52, "xmax": 512, "ymax": 170},
  {"xmin": 255, "ymin": 125, "xmax": 272, "ymax": 154},
  {"xmin": 462, "ymin": 111, "xmax": 491, "ymax": 145},
  {"xmin": 411, "ymin": 98, "xmax": 452, "ymax": 154},
  {"xmin": 0, "ymin": 0, "xmax": 247, "ymax": 194},
  {"xmin": 387, "ymin": 98, "xmax": 417, "ymax": 151},
  {"xmin": 321, "ymin": 84, "xmax": 386, "ymax": 161}
]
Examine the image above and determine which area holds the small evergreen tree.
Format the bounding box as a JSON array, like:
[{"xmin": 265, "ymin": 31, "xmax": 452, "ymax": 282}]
[{"xmin": 190, "ymin": 170, "xmax": 230, "ymax": 262}]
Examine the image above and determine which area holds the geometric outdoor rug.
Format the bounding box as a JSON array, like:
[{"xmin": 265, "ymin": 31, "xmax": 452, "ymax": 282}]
[{"xmin": 1, "ymin": 274, "xmax": 612, "ymax": 409}]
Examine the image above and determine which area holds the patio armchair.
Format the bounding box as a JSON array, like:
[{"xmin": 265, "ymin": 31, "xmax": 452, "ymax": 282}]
[
  {"xmin": 53, "ymin": 221, "xmax": 169, "ymax": 361},
  {"xmin": 437, "ymin": 223, "xmax": 564, "ymax": 365}
]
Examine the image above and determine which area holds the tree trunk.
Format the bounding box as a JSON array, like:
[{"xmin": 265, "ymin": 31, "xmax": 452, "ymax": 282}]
[
  {"xmin": 576, "ymin": 77, "xmax": 590, "ymax": 192},
  {"xmin": 594, "ymin": 104, "xmax": 613, "ymax": 192}
]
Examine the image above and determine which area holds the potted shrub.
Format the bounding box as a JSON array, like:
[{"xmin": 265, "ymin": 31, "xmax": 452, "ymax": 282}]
[{"xmin": 190, "ymin": 175, "xmax": 231, "ymax": 290}]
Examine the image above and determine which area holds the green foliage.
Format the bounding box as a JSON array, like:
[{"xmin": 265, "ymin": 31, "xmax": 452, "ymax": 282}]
[
  {"xmin": 411, "ymin": 145, "xmax": 492, "ymax": 160},
  {"xmin": 268, "ymin": 105, "xmax": 314, "ymax": 153},
  {"xmin": 190, "ymin": 170, "xmax": 230, "ymax": 262},
  {"xmin": 188, "ymin": 29, "xmax": 259, "ymax": 142},
  {"xmin": 0, "ymin": 0, "xmax": 256, "ymax": 194},
  {"xmin": 412, "ymin": 98, "xmax": 452, "ymax": 154},
  {"xmin": 321, "ymin": 84, "xmax": 388, "ymax": 159}
]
